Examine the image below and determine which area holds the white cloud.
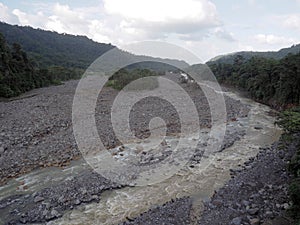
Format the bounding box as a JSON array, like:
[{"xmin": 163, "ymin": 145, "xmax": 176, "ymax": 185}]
[
  {"xmin": 44, "ymin": 3, "xmax": 89, "ymax": 35},
  {"xmin": 282, "ymin": 14, "xmax": 300, "ymax": 30},
  {"xmin": 254, "ymin": 34, "xmax": 295, "ymax": 45},
  {"xmin": 0, "ymin": 1, "xmax": 223, "ymax": 51},
  {"xmin": 11, "ymin": 3, "xmax": 100, "ymax": 38},
  {"xmin": 103, "ymin": 0, "xmax": 220, "ymax": 34},
  {"xmin": 213, "ymin": 27, "xmax": 236, "ymax": 42},
  {"xmin": 104, "ymin": 0, "xmax": 218, "ymax": 23},
  {"xmin": 12, "ymin": 9, "xmax": 48, "ymax": 28},
  {"xmin": 0, "ymin": 3, "xmax": 17, "ymax": 23}
]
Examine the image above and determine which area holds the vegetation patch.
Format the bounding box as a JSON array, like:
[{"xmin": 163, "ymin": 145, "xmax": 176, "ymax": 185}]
[
  {"xmin": 0, "ymin": 33, "xmax": 83, "ymax": 98},
  {"xmin": 106, "ymin": 68, "xmax": 159, "ymax": 91},
  {"xmin": 208, "ymin": 53, "xmax": 300, "ymax": 109},
  {"xmin": 276, "ymin": 107, "xmax": 300, "ymax": 224}
]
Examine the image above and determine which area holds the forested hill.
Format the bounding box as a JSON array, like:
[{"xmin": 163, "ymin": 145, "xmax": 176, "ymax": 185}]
[
  {"xmin": 0, "ymin": 22, "xmax": 188, "ymax": 71},
  {"xmin": 0, "ymin": 22, "xmax": 190, "ymax": 97},
  {"xmin": 0, "ymin": 32, "xmax": 86, "ymax": 97},
  {"xmin": 0, "ymin": 22, "xmax": 114, "ymax": 69},
  {"xmin": 206, "ymin": 52, "xmax": 300, "ymax": 109},
  {"xmin": 209, "ymin": 44, "xmax": 300, "ymax": 64}
]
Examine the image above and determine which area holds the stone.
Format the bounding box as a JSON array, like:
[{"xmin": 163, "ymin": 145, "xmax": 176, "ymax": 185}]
[
  {"xmin": 0, "ymin": 146, "xmax": 4, "ymax": 154},
  {"xmin": 282, "ymin": 203, "xmax": 289, "ymax": 210},
  {"xmin": 248, "ymin": 182, "xmax": 257, "ymax": 188},
  {"xmin": 50, "ymin": 209, "xmax": 60, "ymax": 218},
  {"xmin": 265, "ymin": 211, "xmax": 274, "ymax": 218},
  {"xmin": 208, "ymin": 203, "xmax": 216, "ymax": 209},
  {"xmin": 242, "ymin": 200, "xmax": 250, "ymax": 206},
  {"xmin": 212, "ymin": 200, "xmax": 223, "ymax": 207},
  {"xmin": 81, "ymin": 188, "xmax": 87, "ymax": 195},
  {"xmin": 136, "ymin": 145, "xmax": 144, "ymax": 152},
  {"xmin": 161, "ymin": 139, "xmax": 168, "ymax": 146},
  {"xmin": 248, "ymin": 208, "xmax": 259, "ymax": 215},
  {"xmin": 34, "ymin": 196, "xmax": 45, "ymax": 203},
  {"xmin": 42, "ymin": 209, "xmax": 49, "ymax": 217},
  {"xmin": 249, "ymin": 218, "xmax": 260, "ymax": 225},
  {"xmin": 231, "ymin": 217, "xmax": 242, "ymax": 225}
]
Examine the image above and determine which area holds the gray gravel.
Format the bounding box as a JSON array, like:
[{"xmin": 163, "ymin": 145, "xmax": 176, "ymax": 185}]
[
  {"xmin": 0, "ymin": 78, "xmax": 249, "ymax": 184},
  {"xmin": 120, "ymin": 197, "xmax": 193, "ymax": 225},
  {"xmin": 0, "ymin": 171, "xmax": 122, "ymax": 224},
  {"xmin": 117, "ymin": 134, "xmax": 298, "ymax": 225},
  {"xmin": 197, "ymin": 134, "xmax": 298, "ymax": 225},
  {"xmin": 0, "ymin": 77, "xmax": 250, "ymax": 224}
]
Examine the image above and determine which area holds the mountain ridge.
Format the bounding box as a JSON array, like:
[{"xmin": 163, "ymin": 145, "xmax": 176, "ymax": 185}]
[
  {"xmin": 208, "ymin": 44, "xmax": 300, "ymax": 64},
  {"xmin": 0, "ymin": 22, "xmax": 189, "ymax": 71}
]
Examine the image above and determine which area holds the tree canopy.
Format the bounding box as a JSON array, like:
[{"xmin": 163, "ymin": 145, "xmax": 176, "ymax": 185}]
[
  {"xmin": 207, "ymin": 52, "xmax": 300, "ymax": 108},
  {"xmin": 0, "ymin": 33, "xmax": 82, "ymax": 97}
]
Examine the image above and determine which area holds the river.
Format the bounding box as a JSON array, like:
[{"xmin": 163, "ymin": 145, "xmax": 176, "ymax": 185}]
[{"xmin": 0, "ymin": 86, "xmax": 281, "ymax": 225}]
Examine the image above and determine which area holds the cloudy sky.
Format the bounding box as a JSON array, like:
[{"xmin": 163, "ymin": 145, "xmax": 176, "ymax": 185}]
[{"xmin": 0, "ymin": 0, "xmax": 300, "ymax": 63}]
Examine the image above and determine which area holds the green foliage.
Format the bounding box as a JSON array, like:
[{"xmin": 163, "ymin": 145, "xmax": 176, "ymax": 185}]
[
  {"xmin": 0, "ymin": 32, "xmax": 83, "ymax": 97},
  {"xmin": 276, "ymin": 107, "xmax": 300, "ymax": 133},
  {"xmin": 0, "ymin": 22, "xmax": 114, "ymax": 69},
  {"xmin": 277, "ymin": 108, "xmax": 300, "ymax": 223},
  {"xmin": 289, "ymin": 179, "xmax": 300, "ymax": 221},
  {"xmin": 107, "ymin": 68, "xmax": 159, "ymax": 90},
  {"xmin": 289, "ymin": 149, "xmax": 300, "ymax": 178},
  {"xmin": 208, "ymin": 52, "xmax": 300, "ymax": 108}
]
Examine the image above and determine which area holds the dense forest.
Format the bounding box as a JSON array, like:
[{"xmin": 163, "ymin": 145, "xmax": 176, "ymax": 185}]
[
  {"xmin": 0, "ymin": 33, "xmax": 82, "ymax": 97},
  {"xmin": 0, "ymin": 22, "xmax": 189, "ymax": 98},
  {"xmin": 0, "ymin": 22, "xmax": 114, "ymax": 69},
  {"xmin": 207, "ymin": 52, "xmax": 300, "ymax": 108},
  {"xmin": 0, "ymin": 22, "xmax": 188, "ymax": 72}
]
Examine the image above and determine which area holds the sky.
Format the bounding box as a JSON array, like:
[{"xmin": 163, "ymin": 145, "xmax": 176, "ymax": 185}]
[{"xmin": 0, "ymin": 0, "xmax": 300, "ymax": 63}]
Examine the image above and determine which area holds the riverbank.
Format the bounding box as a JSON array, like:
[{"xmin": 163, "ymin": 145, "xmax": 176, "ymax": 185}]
[{"xmin": 121, "ymin": 135, "xmax": 297, "ymax": 225}]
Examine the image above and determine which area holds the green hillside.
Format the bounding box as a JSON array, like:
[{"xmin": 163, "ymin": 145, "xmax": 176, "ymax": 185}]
[
  {"xmin": 0, "ymin": 22, "xmax": 190, "ymax": 97},
  {"xmin": 206, "ymin": 52, "xmax": 300, "ymax": 108},
  {"xmin": 0, "ymin": 22, "xmax": 114, "ymax": 69},
  {"xmin": 209, "ymin": 44, "xmax": 300, "ymax": 64}
]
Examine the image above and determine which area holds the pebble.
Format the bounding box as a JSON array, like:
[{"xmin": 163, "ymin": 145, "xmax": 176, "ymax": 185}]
[
  {"xmin": 242, "ymin": 200, "xmax": 250, "ymax": 206},
  {"xmin": 231, "ymin": 217, "xmax": 242, "ymax": 225},
  {"xmin": 42, "ymin": 209, "xmax": 49, "ymax": 216},
  {"xmin": 249, "ymin": 218, "xmax": 260, "ymax": 225},
  {"xmin": 33, "ymin": 196, "xmax": 44, "ymax": 203},
  {"xmin": 50, "ymin": 209, "xmax": 60, "ymax": 218},
  {"xmin": 282, "ymin": 203, "xmax": 289, "ymax": 209},
  {"xmin": 136, "ymin": 146, "xmax": 144, "ymax": 152},
  {"xmin": 248, "ymin": 208, "xmax": 259, "ymax": 215},
  {"xmin": 265, "ymin": 211, "xmax": 274, "ymax": 218}
]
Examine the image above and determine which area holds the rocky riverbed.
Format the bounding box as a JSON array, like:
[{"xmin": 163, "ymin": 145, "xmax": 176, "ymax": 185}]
[
  {"xmin": 0, "ymin": 76, "xmax": 282, "ymax": 225},
  {"xmin": 0, "ymin": 78, "xmax": 248, "ymax": 185},
  {"xmin": 122, "ymin": 136, "xmax": 296, "ymax": 225}
]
